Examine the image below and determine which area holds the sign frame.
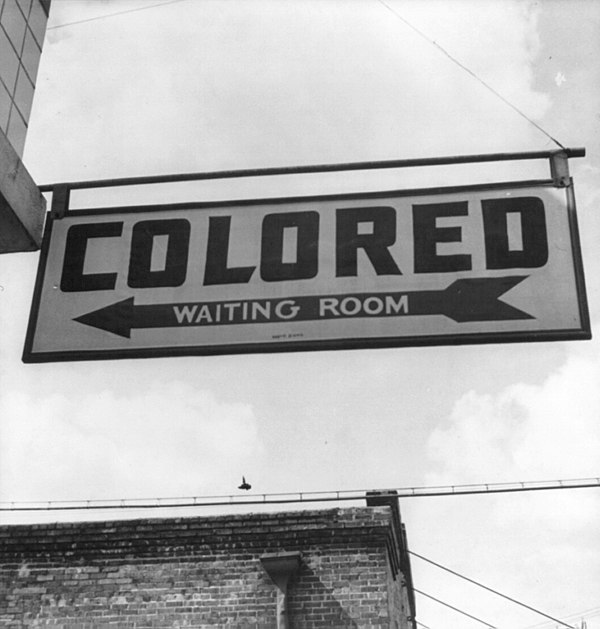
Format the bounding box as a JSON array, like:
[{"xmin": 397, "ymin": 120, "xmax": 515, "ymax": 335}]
[{"xmin": 23, "ymin": 177, "xmax": 591, "ymax": 363}]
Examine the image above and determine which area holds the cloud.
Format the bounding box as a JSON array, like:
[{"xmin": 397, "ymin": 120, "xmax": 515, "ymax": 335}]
[
  {"xmin": 0, "ymin": 381, "xmax": 263, "ymax": 503},
  {"xmin": 409, "ymin": 347, "xmax": 600, "ymax": 628},
  {"xmin": 427, "ymin": 348, "xmax": 600, "ymax": 486}
]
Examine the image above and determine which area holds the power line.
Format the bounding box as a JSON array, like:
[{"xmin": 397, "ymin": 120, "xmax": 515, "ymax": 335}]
[
  {"xmin": 413, "ymin": 588, "xmax": 497, "ymax": 628},
  {"xmin": 0, "ymin": 477, "xmax": 597, "ymax": 512},
  {"xmin": 47, "ymin": 0, "xmax": 189, "ymax": 30},
  {"xmin": 409, "ymin": 551, "xmax": 576, "ymax": 629},
  {"xmin": 375, "ymin": 0, "xmax": 567, "ymax": 150},
  {"xmin": 523, "ymin": 606, "xmax": 600, "ymax": 629},
  {"xmin": 47, "ymin": 0, "xmax": 567, "ymax": 153}
]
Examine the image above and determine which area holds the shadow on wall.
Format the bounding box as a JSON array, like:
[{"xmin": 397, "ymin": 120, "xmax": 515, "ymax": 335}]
[{"xmin": 287, "ymin": 563, "xmax": 359, "ymax": 628}]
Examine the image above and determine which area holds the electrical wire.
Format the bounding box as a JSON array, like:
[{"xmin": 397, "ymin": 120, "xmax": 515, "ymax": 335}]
[
  {"xmin": 1, "ymin": 478, "xmax": 598, "ymax": 512},
  {"xmin": 522, "ymin": 606, "xmax": 600, "ymax": 629},
  {"xmin": 413, "ymin": 588, "xmax": 497, "ymax": 628},
  {"xmin": 47, "ymin": 0, "xmax": 189, "ymax": 30},
  {"xmin": 47, "ymin": 0, "xmax": 567, "ymax": 152},
  {"xmin": 409, "ymin": 551, "xmax": 576, "ymax": 629},
  {"xmin": 375, "ymin": 0, "xmax": 567, "ymax": 151},
  {"xmin": 0, "ymin": 478, "xmax": 598, "ymax": 512}
]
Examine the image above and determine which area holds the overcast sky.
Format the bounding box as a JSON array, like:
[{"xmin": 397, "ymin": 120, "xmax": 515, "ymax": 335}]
[{"xmin": 1, "ymin": 1, "xmax": 599, "ymax": 628}]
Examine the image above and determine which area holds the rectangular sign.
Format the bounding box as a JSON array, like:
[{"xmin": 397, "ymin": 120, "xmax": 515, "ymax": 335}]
[{"xmin": 23, "ymin": 181, "xmax": 591, "ymax": 362}]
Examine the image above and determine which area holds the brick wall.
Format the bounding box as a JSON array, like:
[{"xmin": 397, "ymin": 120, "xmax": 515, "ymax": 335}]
[{"xmin": 0, "ymin": 506, "xmax": 415, "ymax": 628}]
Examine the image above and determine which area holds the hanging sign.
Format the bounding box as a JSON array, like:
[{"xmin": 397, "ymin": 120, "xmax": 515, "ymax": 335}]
[{"xmin": 23, "ymin": 181, "xmax": 590, "ymax": 362}]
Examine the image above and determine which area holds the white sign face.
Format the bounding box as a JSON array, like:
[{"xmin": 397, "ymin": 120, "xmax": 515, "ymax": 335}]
[{"xmin": 23, "ymin": 182, "xmax": 590, "ymax": 362}]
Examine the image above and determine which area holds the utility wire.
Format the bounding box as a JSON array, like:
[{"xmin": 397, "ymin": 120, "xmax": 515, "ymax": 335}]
[
  {"xmin": 375, "ymin": 0, "xmax": 567, "ymax": 151},
  {"xmin": 1, "ymin": 477, "xmax": 598, "ymax": 512},
  {"xmin": 48, "ymin": 0, "xmax": 567, "ymax": 152},
  {"xmin": 523, "ymin": 606, "xmax": 600, "ymax": 629},
  {"xmin": 413, "ymin": 588, "xmax": 497, "ymax": 628},
  {"xmin": 48, "ymin": 0, "xmax": 188, "ymax": 30},
  {"xmin": 409, "ymin": 551, "xmax": 575, "ymax": 629}
]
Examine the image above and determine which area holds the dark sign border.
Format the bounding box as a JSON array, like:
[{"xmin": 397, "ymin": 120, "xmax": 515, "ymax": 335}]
[{"xmin": 23, "ymin": 179, "xmax": 591, "ymax": 363}]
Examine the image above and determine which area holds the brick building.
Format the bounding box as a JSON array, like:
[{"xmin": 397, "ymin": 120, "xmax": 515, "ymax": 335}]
[
  {"xmin": 0, "ymin": 0, "xmax": 50, "ymax": 253},
  {"xmin": 0, "ymin": 494, "xmax": 416, "ymax": 628}
]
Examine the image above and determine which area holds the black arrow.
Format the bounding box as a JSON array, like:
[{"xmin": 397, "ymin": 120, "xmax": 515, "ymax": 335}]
[
  {"xmin": 73, "ymin": 276, "xmax": 533, "ymax": 339},
  {"xmin": 410, "ymin": 275, "xmax": 534, "ymax": 323},
  {"xmin": 74, "ymin": 298, "xmax": 178, "ymax": 339}
]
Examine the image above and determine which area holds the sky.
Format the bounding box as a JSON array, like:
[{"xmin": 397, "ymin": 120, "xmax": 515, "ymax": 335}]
[{"xmin": 1, "ymin": 0, "xmax": 599, "ymax": 627}]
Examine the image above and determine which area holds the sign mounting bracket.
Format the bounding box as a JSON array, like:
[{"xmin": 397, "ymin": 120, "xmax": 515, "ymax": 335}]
[
  {"xmin": 49, "ymin": 184, "xmax": 71, "ymax": 219},
  {"xmin": 549, "ymin": 151, "xmax": 571, "ymax": 188}
]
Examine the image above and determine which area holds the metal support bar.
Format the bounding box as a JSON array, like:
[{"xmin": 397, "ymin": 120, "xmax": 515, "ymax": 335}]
[{"xmin": 38, "ymin": 148, "xmax": 586, "ymax": 194}]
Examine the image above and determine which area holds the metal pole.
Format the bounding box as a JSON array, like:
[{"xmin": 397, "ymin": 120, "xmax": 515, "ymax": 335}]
[{"xmin": 38, "ymin": 148, "xmax": 586, "ymax": 193}]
